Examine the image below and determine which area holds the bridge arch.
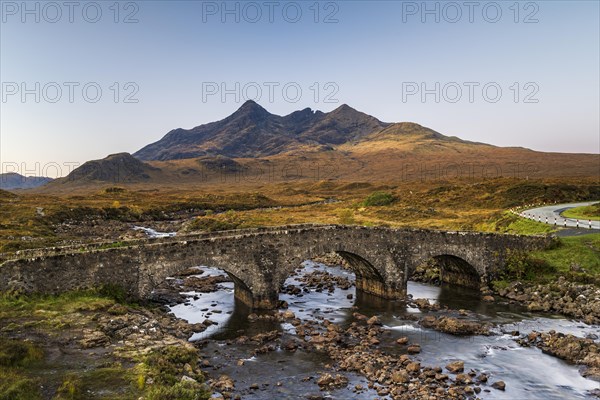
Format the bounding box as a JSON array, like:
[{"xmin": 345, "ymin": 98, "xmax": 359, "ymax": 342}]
[
  {"xmin": 221, "ymin": 271, "xmax": 254, "ymax": 310},
  {"xmin": 409, "ymin": 254, "xmax": 481, "ymax": 290},
  {"xmin": 335, "ymin": 251, "xmax": 396, "ymax": 298},
  {"xmin": 274, "ymin": 238, "xmax": 406, "ymax": 305}
]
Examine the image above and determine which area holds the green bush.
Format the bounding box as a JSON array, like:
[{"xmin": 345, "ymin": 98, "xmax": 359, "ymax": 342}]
[
  {"xmin": 362, "ymin": 192, "xmax": 395, "ymax": 207},
  {"xmin": 97, "ymin": 284, "xmax": 129, "ymax": 304},
  {"xmin": 502, "ymin": 251, "xmax": 556, "ymax": 281}
]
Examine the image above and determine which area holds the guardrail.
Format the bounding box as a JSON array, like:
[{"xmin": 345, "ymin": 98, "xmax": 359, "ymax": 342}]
[{"xmin": 510, "ymin": 202, "xmax": 597, "ymax": 230}]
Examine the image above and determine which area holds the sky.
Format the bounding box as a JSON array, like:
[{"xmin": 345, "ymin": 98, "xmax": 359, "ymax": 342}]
[{"xmin": 1, "ymin": 0, "xmax": 599, "ymax": 177}]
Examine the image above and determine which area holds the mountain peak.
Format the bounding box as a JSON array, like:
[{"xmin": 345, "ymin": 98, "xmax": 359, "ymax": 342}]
[
  {"xmin": 134, "ymin": 102, "xmax": 388, "ymax": 160},
  {"xmin": 234, "ymin": 100, "xmax": 269, "ymax": 115},
  {"xmin": 330, "ymin": 104, "xmax": 360, "ymax": 114},
  {"xmin": 334, "ymin": 103, "xmax": 353, "ymax": 110}
]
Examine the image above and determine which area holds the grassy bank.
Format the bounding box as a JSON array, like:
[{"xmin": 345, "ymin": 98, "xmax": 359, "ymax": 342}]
[
  {"xmin": 562, "ymin": 203, "xmax": 600, "ymax": 221},
  {"xmin": 492, "ymin": 233, "xmax": 600, "ymax": 288},
  {"xmin": 532, "ymin": 234, "xmax": 600, "ymax": 277},
  {"xmin": 477, "ymin": 211, "xmax": 557, "ymax": 235},
  {"xmin": 0, "ymin": 290, "xmax": 211, "ymax": 400}
]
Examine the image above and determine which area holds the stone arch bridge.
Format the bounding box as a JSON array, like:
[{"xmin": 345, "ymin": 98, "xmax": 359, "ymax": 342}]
[{"xmin": 0, "ymin": 225, "xmax": 553, "ymax": 309}]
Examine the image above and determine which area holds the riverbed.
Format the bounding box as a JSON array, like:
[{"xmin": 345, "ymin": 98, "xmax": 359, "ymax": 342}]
[{"xmin": 169, "ymin": 262, "xmax": 600, "ymax": 399}]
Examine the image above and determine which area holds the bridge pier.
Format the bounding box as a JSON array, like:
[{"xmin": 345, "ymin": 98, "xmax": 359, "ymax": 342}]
[
  {"xmin": 226, "ymin": 272, "xmax": 279, "ymax": 310},
  {"xmin": 336, "ymin": 251, "xmax": 406, "ymax": 300},
  {"xmin": 234, "ymin": 287, "xmax": 278, "ymax": 309},
  {"xmin": 355, "ymin": 277, "xmax": 406, "ymax": 299}
]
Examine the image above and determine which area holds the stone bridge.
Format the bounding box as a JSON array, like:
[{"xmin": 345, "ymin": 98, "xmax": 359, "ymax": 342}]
[{"xmin": 0, "ymin": 224, "xmax": 553, "ymax": 309}]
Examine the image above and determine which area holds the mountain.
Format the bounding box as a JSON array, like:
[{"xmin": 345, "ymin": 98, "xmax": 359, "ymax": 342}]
[
  {"xmin": 0, "ymin": 173, "xmax": 53, "ymax": 190},
  {"xmin": 134, "ymin": 101, "xmax": 388, "ymax": 160},
  {"xmin": 32, "ymin": 102, "xmax": 599, "ymax": 192},
  {"xmin": 48, "ymin": 153, "xmax": 160, "ymax": 187}
]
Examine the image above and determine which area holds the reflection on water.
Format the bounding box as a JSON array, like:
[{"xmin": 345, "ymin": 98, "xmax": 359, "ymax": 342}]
[{"xmin": 170, "ymin": 261, "xmax": 600, "ymax": 399}]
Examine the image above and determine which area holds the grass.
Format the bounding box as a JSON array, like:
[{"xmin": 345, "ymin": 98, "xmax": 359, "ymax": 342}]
[
  {"xmin": 0, "ymin": 286, "xmax": 135, "ymax": 332},
  {"xmin": 1, "ymin": 178, "xmax": 598, "ymax": 253},
  {"xmin": 502, "ymin": 218, "xmax": 557, "ymax": 235},
  {"xmin": 0, "ymin": 338, "xmax": 44, "ymax": 400},
  {"xmin": 0, "ymin": 290, "xmax": 211, "ymax": 400},
  {"xmin": 0, "ymin": 292, "xmax": 114, "ymax": 322},
  {"xmin": 52, "ymin": 366, "xmax": 147, "ymax": 400},
  {"xmin": 492, "ymin": 234, "xmax": 600, "ymax": 288},
  {"xmin": 145, "ymin": 381, "xmax": 210, "ymax": 400},
  {"xmin": 531, "ymin": 234, "xmax": 600, "ymax": 276},
  {"xmin": 477, "ymin": 211, "xmax": 557, "ymax": 235},
  {"xmin": 132, "ymin": 346, "xmax": 210, "ymax": 400},
  {"xmin": 0, "ymin": 369, "xmax": 42, "ymax": 400},
  {"xmin": 562, "ymin": 203, "xmax": 600, "ymax": 221},
  {"xmin": 0, "ymin": 338, "xmax": 44, "ymax": 367},
  {"xmin": 0, "ymin": 190, "xmax": 286, "ymax": 252}
]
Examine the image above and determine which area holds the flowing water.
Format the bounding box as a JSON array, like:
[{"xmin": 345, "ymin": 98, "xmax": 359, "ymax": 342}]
[
  {"xmin": 132, "ymin": 226, "xmax": 177, "ymax": 238},
  {"xmin": 169, "ymin": 261, "xmax": 600, "ymax": 399}
]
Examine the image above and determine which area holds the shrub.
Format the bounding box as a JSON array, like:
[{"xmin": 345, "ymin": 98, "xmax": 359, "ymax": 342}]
[
  {"xmin": 502, "ymin": 251, "xmax": 556, "ymax": 281},
  {"xmin": 187, "ymin": 210, "xmax": 244, "ymax": 232},
  {"xmin": 338, "ymin": 209, "xmax": 355, "ymax": 225},
  {"xmin": 104, "ymin": 187, "xmax": 126, "ymax": 193},
  {"xmin": 97, "ymin": 284, "xmax": 129, "ymax": 304},
  {"xmin": 362, "ymin": 192, "xmax": 395, "ymax": 207}
]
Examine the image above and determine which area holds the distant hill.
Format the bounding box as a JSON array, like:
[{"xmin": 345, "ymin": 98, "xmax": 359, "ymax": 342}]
[
  {"xmin": 0, "ymin": 173, "xmax": 52, "ymax": 190},
  {"xmin": 0, "ymin": 188, "xmax": 19, "ymax": 200},
  {"xmin": 134, "ymin": 100, "xmax": 388, "ymax": 160},
  {"xmin": 47, "ymin": 153, "xmax": 160, "ymax": 187}
]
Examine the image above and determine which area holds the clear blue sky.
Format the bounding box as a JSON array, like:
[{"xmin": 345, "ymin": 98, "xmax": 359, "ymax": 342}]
[{"xmin": 1, "ymin": 0, "xmax": 599, "ymax": 177}]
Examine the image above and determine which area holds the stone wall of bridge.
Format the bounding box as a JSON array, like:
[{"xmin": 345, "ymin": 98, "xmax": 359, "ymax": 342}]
[{"xmin": 0, "ymin": 225, "xmax": 554, "ymax": 309}]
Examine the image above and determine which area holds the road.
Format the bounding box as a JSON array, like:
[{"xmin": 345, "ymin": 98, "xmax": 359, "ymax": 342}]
[{"xmin": 516, "ymin": 201, "xmax": 600, "ymax": 230}]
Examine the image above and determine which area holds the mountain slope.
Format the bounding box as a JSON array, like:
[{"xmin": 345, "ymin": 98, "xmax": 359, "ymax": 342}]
[
  {"xmin": 342, "ymin": 122, "xmax": 494, "ymax": 154},
  {"xmin": 134, "ymin": 101, "xmax": 388, "ymax": 160}
]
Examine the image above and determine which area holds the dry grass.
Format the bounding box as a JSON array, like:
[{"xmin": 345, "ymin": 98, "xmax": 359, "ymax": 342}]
[{"xmin": 2, "ymin": 176, "xmax": 598, "ymax": 253}]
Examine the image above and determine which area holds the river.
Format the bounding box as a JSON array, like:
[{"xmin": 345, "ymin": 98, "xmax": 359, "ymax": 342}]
[{"xmin": 168, "ymin": 262, "xmax": 600, "ymax": 399}]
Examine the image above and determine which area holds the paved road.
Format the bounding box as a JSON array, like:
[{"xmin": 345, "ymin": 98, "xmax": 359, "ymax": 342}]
[{"xmin": 517, "ymin": 201, "xmax": 600, "ymax": 230}]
